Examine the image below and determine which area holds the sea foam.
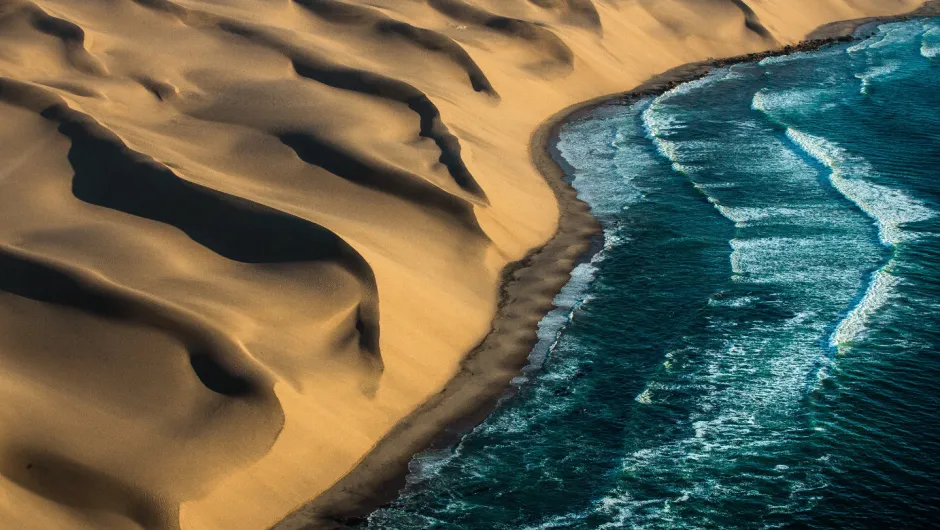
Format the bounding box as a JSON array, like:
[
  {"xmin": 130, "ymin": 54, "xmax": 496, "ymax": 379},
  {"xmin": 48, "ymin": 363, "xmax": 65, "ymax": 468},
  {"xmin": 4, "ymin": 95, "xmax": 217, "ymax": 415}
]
[
  {"xmin": 641, "ymin": 70, "xmax": 736, "ymax": 174},
  {"xmin": 785, "ymin": 129, "xmax": 933, "ymax": 351},
  {"xmin": 855, "ymin": 63, "xmax": 900, "ymax": 95},
  {"xmin": 849, "ymin": 21, "xmax": 924, "ymax": 54},
  {"xmin": 922, "ymin": 27, "xmax": 940, "ymax": 58},
  {"xmin": 830, "ymin": 269, "xmax": 901, "ymax": 348},
  {"xmin": 785, "ymin": 129, "xmax": 933, "ymax": 246},
  {"xmin": 751, "ymin": 88, "xmax": 838, "ymax": 120}
]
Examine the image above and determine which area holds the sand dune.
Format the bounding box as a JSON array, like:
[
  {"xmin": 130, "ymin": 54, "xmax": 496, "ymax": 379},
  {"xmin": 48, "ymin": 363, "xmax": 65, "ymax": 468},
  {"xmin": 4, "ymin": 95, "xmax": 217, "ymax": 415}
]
[{"xmin": 0, "ymin": 0, "xmax": 926, "ymax": 528}]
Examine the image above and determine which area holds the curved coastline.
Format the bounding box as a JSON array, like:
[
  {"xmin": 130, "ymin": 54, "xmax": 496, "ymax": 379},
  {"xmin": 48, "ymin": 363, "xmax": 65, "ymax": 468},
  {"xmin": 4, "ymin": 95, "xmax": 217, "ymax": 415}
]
[{"xmin": 272, "ymin": 3, "xmax": 940, "ymax": 529}]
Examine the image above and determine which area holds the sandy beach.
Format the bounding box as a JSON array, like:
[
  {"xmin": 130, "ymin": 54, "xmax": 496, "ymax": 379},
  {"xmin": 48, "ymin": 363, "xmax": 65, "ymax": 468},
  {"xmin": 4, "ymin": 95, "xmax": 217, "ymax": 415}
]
[{"xmin": 0, "ymin": 1, "xmax": 935, "ymax": 529}]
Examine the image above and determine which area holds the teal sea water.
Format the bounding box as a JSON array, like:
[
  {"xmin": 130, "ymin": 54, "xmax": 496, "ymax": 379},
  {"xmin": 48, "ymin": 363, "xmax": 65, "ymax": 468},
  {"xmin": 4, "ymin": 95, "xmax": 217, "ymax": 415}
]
[{"xmin": 364, "ymin": 19, "xmax": 940, "ymax": 529}]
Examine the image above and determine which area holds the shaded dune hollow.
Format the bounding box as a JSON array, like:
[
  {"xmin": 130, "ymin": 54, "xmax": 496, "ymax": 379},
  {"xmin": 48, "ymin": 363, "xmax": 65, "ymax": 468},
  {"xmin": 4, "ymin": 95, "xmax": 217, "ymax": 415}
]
[
  {"xmin": 0, "ymin": 0, "xmax": 928, "ymax": 529},
  {"xmin": 292, "ymin": 0, "xmax": 500, "ymax": 96},
  {"xmin": 5, "ymin": 2, "xmax": 109, "ymax": 76},
  {"xmin": 214, "ymin": 21, "xmax": 490, "ymax": 213},
  {"xmin": 427, "ymin": 0, "xmax": 577, "ymax": 74}
]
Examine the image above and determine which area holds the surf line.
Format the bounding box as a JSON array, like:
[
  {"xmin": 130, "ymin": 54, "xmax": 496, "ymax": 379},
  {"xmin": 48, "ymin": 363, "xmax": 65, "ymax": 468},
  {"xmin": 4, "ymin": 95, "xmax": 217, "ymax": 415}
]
[{"xmin": 784, "ymin": 129, "xmax": 932, "ymax": 349}]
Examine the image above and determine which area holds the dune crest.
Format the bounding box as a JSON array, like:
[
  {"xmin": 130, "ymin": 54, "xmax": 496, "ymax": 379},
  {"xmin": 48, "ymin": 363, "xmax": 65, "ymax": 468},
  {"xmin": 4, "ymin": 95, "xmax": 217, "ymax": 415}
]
[{"xmin": 0, "ymin": 0, "xmax": 926, "ymax": 528}]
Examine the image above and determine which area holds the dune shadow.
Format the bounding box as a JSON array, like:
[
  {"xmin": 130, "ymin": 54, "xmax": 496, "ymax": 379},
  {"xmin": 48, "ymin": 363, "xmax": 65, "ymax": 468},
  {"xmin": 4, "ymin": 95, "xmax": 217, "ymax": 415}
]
[
  {"xmin": 42, "ymin": 105, "xmax": 352, "ymax": 265},
  {"xmin": 32, "ymin": 104, "xmax": 382, "ymax": 364},
  {"xmin": 277, "ymin": 130, "xmax": 481, "ymax": 228},
  {"xmin": 0, "ymin": 247, "xmax": 265, "ymax": 398},
  {"xmin": 215, "ymin": 22, "xmax": 488, "ymax": 206},
  {"xmin": 291, "ymin": 0, "xmax": 498, "ymax": 95},
  {"xmin": 285, "ymin": 56, "xmax": 489, "ymax": 204},
  {"xmin": 427, "ymin": 0, "xmax": 575, "ymax": 72},
  {"xmin": 0, "ymin": 446, "xmax": 178, "ymax": 530}
]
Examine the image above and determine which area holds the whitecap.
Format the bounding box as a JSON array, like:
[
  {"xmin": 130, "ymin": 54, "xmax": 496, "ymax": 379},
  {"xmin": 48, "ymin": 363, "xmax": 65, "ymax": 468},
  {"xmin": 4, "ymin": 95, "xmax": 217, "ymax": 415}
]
[
  {"xmin": 921, "ymin": 26, "xmax": 940, "ymax": 58},
  {"xmin": 558, "ymin": 102, "xmax": 648, "ymax": 217},
  {"xmin": 785, "ymin": 129, "xmax": 933, "ymax": 246},
  {"xmin": 850, "ymin": 21, "xmax": 925, "ymax": 54},
  {"xmin": 404, "ymin": 447, "xmax": 462, "ymax": 486},
  {"xmin": 527, "ymin": 255, "xmax": 600, "ymax": 374},
  {"xmin": 752, "ymin": 88, "xmax": 832, "ymax": 116},
  {"xmin": 640, "ymin": 69, "xmax": 739, "ymax": 171},
  {"xmin": 922, "ymin": 43, "xmax": 940, "ymax": 59},
  {"xmin": 713, "ymin": 204, "xmax": 806, "ymax": 226},
  {"xmin": 728, "ymin": 237, "xmax": 847, "ymax": 284},
  {"xmin": 854, "ymin": 62, "xmax": 900, "ymax": 95},
  {"xmin": 708, "ymin": 295, "xmax": 759, "ymax": 308},
  {"xmin": 830, "ymin": 269, "xmax": 901, "ymax": 350},
  {"xmin": 759, "ymin": 46, "xmax": 842, "ymax": 66},
  {"xmin": 785, "ymin": 129, "xmax": 933, "ymax": 354},
  {"xmin": 658, "ymin": 68, "xmax": 734, "ymax": 101}
]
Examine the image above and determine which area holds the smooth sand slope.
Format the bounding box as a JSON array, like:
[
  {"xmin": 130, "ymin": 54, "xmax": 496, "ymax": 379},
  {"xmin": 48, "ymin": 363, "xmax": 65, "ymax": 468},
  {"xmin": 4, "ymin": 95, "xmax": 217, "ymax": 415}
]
[{"xmin": 0, "ymin": 0, "xmax": 926, "ymax": 528}]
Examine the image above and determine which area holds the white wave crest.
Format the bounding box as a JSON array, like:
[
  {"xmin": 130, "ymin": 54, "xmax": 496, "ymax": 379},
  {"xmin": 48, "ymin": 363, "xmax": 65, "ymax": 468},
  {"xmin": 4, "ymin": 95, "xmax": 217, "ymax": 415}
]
[
  {"xmin": 785, "ymin": 129, "xmax": 933, "ymax": 246},
  {"xmin": 640, "ymin": 69, "xmax": 737, "ymax": 170},
  {"xmin": 708, "ymin": 295, "xmax": 759, "ymax": 308},
  {"xmin": 658, "ymin": 68, "xmax": 733, "ymax": 101},
  {"xmin": 830, "ymin": 269, "xmax": 900, "ymax": 350},
  {"xmin": 713, "ymin": 205, "xmax": 805, "ymax": 226},
  {"xmin": 922, "ymin": 27, "xmax": 940, "ymax": 58},
  {"xmin": 752, "ymin": 88, "xmax": 832, "ymax": 115},
  {"xmin": 785, "ymin": 129, "xmax": 932, "ymax": 353},
  {"xmin": 525, "ymin": 246, "xmax": 602, "ymax": 378},
  {"xmin": 641, "ymin": 103, "xmax": 689, "ymax": 174},
  {"xmin": 759, "ymin": 46, "xmax": 842, "ymax": 66},
  {"xmin": 557, "ymin": 106, "xmax": 647, "ymax": 217},
  {"xmin": 530, "ymin": 109, "xmax": 655, "ymax": 380},
  {"xmin": 847, "ymin": 34, "xmax": 880, "ymax": 54},
  {"xmin": 728, "ymin": 237, "xmax": 842, "ymax": 284},
  {"xmin": 850, "ymin": 21, "xmax": 924, "ymax": 54},
  {"xmin": 854, "ymin": 63, "xmax": 899, "ymax": 95}
]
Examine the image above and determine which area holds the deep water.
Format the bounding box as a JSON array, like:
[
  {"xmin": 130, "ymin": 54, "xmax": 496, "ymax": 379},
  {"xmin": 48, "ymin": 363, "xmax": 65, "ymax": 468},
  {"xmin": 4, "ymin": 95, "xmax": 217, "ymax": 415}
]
[{"xmin": 364, "ymin": 19, "xmax": 940, "ymax": 529}]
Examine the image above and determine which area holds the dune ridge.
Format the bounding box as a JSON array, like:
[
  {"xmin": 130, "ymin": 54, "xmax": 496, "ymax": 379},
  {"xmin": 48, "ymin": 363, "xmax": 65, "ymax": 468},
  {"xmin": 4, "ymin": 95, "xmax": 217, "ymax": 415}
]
[{"xmin": 0, "ymin": 0, "xmax": 929, "ymax": 529}]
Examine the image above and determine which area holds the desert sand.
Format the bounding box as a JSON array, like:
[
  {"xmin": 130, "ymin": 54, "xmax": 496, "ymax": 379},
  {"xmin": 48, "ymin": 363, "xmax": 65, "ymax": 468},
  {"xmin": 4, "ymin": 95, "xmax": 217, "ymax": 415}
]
[{"xmin": 0, "ymin": 0, "xmax": 929, "ymax": 529}]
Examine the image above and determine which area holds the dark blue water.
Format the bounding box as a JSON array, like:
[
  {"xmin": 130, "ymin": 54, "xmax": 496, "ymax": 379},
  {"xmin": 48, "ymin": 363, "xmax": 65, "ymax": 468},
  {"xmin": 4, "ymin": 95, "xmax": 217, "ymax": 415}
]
[{"xmin": 365, "ymin": 19, "xmax": 940, "ymax": 529}]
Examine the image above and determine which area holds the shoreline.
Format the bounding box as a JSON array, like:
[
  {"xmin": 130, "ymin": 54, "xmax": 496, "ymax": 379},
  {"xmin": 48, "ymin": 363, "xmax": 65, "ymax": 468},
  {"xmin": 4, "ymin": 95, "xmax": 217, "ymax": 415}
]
[{"xmin": 271, "ymin": 3, "xmax": 940, "ymax": 529}]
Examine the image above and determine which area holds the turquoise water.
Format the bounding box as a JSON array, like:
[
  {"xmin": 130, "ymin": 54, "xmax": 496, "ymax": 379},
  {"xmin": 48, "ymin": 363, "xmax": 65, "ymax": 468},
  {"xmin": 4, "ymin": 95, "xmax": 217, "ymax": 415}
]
[{"xmin": 365, "ymin": 19, "xmax": 940, "ymax": 529}]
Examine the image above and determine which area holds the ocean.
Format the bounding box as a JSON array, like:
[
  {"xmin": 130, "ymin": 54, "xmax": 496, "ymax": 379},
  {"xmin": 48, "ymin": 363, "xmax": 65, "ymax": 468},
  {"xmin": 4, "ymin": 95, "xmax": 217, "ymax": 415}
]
[{"xmin": 363, "ymin": 18, "xmax": 940, "ymax": 529}]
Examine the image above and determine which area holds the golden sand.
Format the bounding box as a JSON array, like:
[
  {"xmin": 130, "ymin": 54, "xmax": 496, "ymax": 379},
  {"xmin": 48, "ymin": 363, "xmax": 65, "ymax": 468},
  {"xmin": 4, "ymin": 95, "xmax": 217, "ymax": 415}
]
[{"xmin": 0, "ymin": 1, "xmax": 927, "ymax": 528}]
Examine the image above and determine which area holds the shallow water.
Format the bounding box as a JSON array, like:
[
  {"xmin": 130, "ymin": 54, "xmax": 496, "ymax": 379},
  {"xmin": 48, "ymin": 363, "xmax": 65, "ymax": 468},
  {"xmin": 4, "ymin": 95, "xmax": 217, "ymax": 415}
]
[{"xmin": 364, "ymin": 19, "xmax": 940, "ymax": 529}]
